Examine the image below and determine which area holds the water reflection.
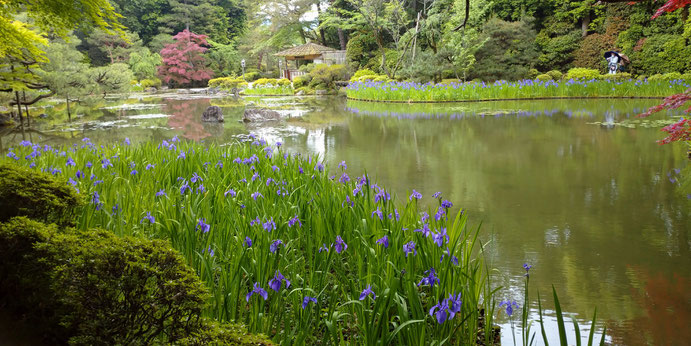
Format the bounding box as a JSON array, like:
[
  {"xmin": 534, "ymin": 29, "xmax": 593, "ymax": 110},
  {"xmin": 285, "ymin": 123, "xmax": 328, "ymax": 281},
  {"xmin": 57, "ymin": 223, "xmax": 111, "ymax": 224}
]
[{"xmin": 1, "ymin": 95, "xmax": 689, "ymax": 345}]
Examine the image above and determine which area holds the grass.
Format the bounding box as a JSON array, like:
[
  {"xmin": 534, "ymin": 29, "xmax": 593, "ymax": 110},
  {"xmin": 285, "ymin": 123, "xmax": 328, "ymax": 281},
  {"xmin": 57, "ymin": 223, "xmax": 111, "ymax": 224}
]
[
  {"xmin": 346, "ymin": 79, "xmax": 691, "ymax": 102},
  {"xmin": 242, "ymin": 86, "xmax": 294, "ymax": 96},
  {"xmin": 3, "ymin": 136, "xmax": 497, "ymax": 345}
]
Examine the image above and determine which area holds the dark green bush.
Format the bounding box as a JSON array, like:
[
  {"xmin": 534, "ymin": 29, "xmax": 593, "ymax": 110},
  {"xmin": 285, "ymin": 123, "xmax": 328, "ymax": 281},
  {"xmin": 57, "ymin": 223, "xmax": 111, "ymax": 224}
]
[
  {"xmin": 0, "ymin": 163, "xmax": 83, "ymax": 226},
  {"xmin": 243, "ymin": 71, "xmax": 261, "ymax": 82},
  {"xmin": 470, "ymin": 17, "xmax": 539, "ymax": 81},
  {"xmin": 292, "ymin": 75, "xmax": 310, "ymax": 88},
  {"xmin": 176, "ymin": 319, "xmax": 272, "ymax": 345},
  {"xmin": 0, "ymin": 217, "xmax": 273, "ymax": 345},
  {"xmin": 0, "ymin": 217, "xmax": 209, "ymax": 344}
]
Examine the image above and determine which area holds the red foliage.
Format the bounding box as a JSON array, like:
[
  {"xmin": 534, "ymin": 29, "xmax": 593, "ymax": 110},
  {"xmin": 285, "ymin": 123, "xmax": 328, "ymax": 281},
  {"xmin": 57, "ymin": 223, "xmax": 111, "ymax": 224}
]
[
  {"xmin": 637, "ymin": 0, "xmax": 691, "ymax": 146},
  {"xmin": 158, "ymin": 30, "xmax": 213, "ymax": 87},
  {"xmin": 652, "ymin": 0, "xmax": 691, "ymax": 19},
  {"xmin": 639, "ymin": 89, "xmax": 691, "ymax": 144}
]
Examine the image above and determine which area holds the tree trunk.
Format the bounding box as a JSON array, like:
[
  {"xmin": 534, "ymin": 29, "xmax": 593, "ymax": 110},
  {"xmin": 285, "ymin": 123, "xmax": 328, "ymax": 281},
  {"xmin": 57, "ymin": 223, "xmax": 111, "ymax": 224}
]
[
  {"xmin": 257, "ymin": 52, "xmax": 263, "ymax": 70},
  {"xmin": 66, "ymin": 95, "xmax": 71, "ymax": 121},
  {"xmin": 317, "ymin": 2, "xmax": 326, "ymax": 45},
  {"xmin": 14, "ymin": 91, "xmax": 23, "ymax": 126},
  {"xmin": 23, "ymin": 91, "xmax": 30, "ymax": 127},
  {"xmin": 338, "ymin": 28, "xmax": 346, "ymax": 50},
  {"xmin": 581, "ymin": 12, "xmax": 590, "ymax": 37}
]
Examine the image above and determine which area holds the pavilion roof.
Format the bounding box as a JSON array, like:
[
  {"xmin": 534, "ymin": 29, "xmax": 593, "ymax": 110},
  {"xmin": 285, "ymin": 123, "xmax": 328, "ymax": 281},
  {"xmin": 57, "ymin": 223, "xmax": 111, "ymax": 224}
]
[{"xmin": 274, "ymin": 42, "xmax": 335, "ymax": 57}]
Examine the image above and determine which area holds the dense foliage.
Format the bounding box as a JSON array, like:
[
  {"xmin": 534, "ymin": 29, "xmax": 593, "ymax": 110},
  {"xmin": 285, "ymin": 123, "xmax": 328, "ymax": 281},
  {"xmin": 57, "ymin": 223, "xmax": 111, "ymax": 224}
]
[{"xmin": 158, "ymin": 30, "xmax": 214, "ymax": 87}]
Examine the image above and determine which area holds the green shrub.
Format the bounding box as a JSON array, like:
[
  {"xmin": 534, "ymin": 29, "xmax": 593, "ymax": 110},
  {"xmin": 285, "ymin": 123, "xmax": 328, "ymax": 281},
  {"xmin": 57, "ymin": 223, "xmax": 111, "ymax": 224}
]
[
  {"xmin": 351, "ymin": 68, "xmax": 377, "ymax": 81},
  {"xmin": 292, "ymin": 75, "xmax": 310, "ymax": 88},
  {"xmin": 308, "ymin": 64, "xmax": 347, "ymax": 89},
  {"xmin": 373, "ymin": 75, "xmax": 391, "ymax": 83},
  {"xmin": 243, "ymin": 71, "xmax": 260, "ymax": 82},
  {"xmin": 649, "ymin": 72, "xmax": 684, "ymax": 81},
  {"xmin": 208, "ymin": 77, "xmax": 248, "ymax": 91},
  {"xmin": 528, "ymin": 68, "xmax": 540, "ymax": 79},
  {"xmin": 176, "ymin": 319, "xmax": 272, "ymax": 345},
  {"xmin": 565, "ymin": 67, "xmax": 601, "ymax": 80},
  {"xmin": 298, "ymin": 63, "xmax": 315, "ymax": 73},
  {"xmin": 536, "ymin": 73, "xmax": 552, "ymax": 81},
  {"xmin": 253, "ymin": 78, "xmax": 290, "ymax": 87},
  {"xmin": 598, "ymin": 72, "xmax": 633, "ymax": 80},
  {"xmin": 276, "ymin": 78, "xmax": 291, "ymax": 87},
  {"xmin": 0, "ymin": 217, "xmax": 207, "ymax": 344},
  {"xmin": 546, "ymin": 70, "xmax": 563, "ymax": 80},
  {"xmin": 357, "ymin": 75, "xmax": 379, "ymax": 82},
  {"xmin": 140, "ymin": 78, "xmax": 162, "ymax": 88},
  {"xmin": 0, "ymin": 217, "xmax": 273, "ymax": 345},
  {"xmin": 0, "ymin": 163, "xmax": 83, "ymax": 226}
]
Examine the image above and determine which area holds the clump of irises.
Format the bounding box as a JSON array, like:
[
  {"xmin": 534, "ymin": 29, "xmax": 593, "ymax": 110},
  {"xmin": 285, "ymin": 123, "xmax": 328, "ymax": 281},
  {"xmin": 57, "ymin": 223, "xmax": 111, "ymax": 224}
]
[{"xmin": 2, "ymin": 136, "xmax": 500, "ymax": 345}]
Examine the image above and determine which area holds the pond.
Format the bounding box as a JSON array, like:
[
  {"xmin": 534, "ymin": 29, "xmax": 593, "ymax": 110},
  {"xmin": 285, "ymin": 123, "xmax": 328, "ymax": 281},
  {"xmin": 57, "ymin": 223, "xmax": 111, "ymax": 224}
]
[{"xmin": 1, "ymin": 93, "xmax": 689, "ymax": 345}]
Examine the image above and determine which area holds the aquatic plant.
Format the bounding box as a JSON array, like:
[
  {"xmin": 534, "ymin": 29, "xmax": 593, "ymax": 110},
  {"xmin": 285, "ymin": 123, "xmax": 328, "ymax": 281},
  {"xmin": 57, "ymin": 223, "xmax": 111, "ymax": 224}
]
[
  {"xmin": 2, "ymin": 136, "xmax": 496, "ymax": 345},
  {"xmin": 346, "ymin": 79, "xmax": 691, "ymax": 102}
]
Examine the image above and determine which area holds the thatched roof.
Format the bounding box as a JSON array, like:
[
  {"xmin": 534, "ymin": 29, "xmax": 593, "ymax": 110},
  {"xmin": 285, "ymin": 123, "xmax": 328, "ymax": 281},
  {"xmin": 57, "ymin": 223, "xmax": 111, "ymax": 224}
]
[{"xmin": 274, "ymin": 42, "xmax": 335, "ymax": 58}]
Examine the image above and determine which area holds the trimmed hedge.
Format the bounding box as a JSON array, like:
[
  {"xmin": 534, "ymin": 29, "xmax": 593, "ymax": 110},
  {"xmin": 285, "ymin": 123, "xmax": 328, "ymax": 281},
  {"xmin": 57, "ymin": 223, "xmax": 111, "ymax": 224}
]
[{"xmin": 0, "ymin": 163, "xmax": 83, "ymax": 226}]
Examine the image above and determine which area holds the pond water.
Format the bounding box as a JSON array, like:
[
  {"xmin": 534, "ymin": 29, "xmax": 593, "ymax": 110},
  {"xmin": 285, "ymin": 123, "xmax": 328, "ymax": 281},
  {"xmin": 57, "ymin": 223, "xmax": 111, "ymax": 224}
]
[{"xmin": 1, "ymin": 93, "xmax": 689, "ymax": 345}]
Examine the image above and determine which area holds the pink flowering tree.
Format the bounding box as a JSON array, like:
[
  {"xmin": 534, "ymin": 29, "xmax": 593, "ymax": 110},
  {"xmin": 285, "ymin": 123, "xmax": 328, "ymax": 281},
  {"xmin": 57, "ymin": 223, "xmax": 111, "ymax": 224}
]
[{"xmin": 158, "ymin": 30, "xmax": 213, "ymax": 87}]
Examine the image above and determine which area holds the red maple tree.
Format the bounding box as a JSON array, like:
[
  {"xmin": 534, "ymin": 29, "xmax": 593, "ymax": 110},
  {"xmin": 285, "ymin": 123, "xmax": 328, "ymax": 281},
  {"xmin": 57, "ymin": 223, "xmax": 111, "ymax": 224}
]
[
  {"xmin": 158, "ymin": 30, "xmax": 213, "ymax": 87},
  {"xmin": 636, "ymin": 0, "xmax": 691, "ymax": 149}
]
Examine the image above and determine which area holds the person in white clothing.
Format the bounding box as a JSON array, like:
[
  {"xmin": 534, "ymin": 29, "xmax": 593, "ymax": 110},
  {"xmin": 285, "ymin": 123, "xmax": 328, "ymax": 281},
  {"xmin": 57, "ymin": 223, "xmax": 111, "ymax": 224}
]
[{"xmin": 607, "ymin": 54, "xmax": 619, "ymax": 75}]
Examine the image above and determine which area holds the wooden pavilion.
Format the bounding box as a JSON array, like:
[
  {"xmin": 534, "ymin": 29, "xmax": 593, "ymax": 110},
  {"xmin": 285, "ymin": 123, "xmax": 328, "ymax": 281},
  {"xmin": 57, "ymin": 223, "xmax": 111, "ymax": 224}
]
[{"xmin": 274, "ymin": 42, "xmax": 346, "ymax": 80}]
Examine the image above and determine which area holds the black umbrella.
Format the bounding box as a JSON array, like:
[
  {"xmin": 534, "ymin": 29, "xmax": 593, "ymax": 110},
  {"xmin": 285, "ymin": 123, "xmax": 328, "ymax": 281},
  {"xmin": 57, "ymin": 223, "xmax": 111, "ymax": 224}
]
[{"xmin": 604, "ymin": 51, "xmax": 621, "ymax": 59}]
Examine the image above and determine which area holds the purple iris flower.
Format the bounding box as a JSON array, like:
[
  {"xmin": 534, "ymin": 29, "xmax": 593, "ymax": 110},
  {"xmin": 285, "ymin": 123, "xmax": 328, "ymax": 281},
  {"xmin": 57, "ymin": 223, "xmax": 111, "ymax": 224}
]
[
  {"xmin": 177, "ymin": 151, "xmax": 186, "ymax": 160},
  {"xmin": 441, "ymin": 200, "xmax": 453, "ymax": 209},
  {"xmin": 268, "ymin": 270, "xmax": 291, "ymax": 291},
  {"xmin": 448, "ymin": 293, "xmax": 462, "ymax": 315},
  {"xmin": 339, "ymin": 161, "xmax": 347, "ymax": 170},
  {"xmin": 146, "ymin": 164, "xmax": 155, "ymax": 170},
  {"xmin": 251, "ymin": 192, "xmax": 263, "ymax": 200},
  {"xmin": 66, "ymin": 157, "xmax": 76, "ymax": 166},
  {"xmin": 376, "ymin": 235, "xmax": 389, "ymax": 248},
  {"xmin": 246, "ymin": 282, "xmax": 268, "ymax": 302},
  {"xmin": 263, "ymin": 218, "xmax": 276, "ymax": 232},
  {"xmin": 339, "ymin": 172, "xmax": 350, "ymax": 184},
  {"xmin": 302, "ymin": 296, "xmax": 317, "ymax": 309},
  {"xmin": 421, "ymin": 212, "xmax": 429, "ymax": 223},
  {"xmin": 244, "ymin": 237, "xmax": 252, "ymax": 247},
  {"xmin": 101, "ymin": 158, "xmax": 112, "ymax": 169},
  {"xmin": 315, "ymin": 162, "xmax": 324, "ymax": 172},
  {"xmin": 499, "ymin": 300, "xmax": 519, "ymax": 317},
  {"xmin": 123, "ymin": 137, "xmax": 131, "ymax": 145},
  {"xmin": 409, "ymin": 190, "xmax": 422, "ymax": 201},
  {"xmin": 429, "ymin": 299, "xmax": 449, "ymax": 324},
  {"xmin": 250, "ymin": 217, "xmax": 261, "ymax": 226},
  {"xmin": 417, "ymin": 268, "xmax": 440, "ymax": 288},
  {"xmin": 288, "ymin": 215, "xmax": 302, "ymax": 228},
  {"xmin": 180, "ymin": 181, "xmax": 190, "ymax": 194},
  {"xmin": 414, "ymin": 223, "xmax": 431, "ymax": 237},
  {"xmin": 523, "ymin": 263, "xmax": 532, "ymax": 277},
  {"xmin": 371, "ymin": 207, "xmax": 383, "ymax": 220},
  {"xmin": 131, "ymin": 169, "xmax": 138, "ymax": 175},
  {"xmin": 141, "ymin": 212, "xmax": 155, "ymax": 224},
  {"xmin": 191, "ymin": 172, "xmax": 203, "ymax": 183},
  {"xmin": 319, "ymin": 244, "xmax": 330, "ymax": 253},
  {"xmin": 206, "ymin": 246, "xmax": 215, "ymax": 257},
  {"xmin": 403, "ymin": 241, "xmax": 417, "ymax": 257},
  {"xmin": 432, "ymin": 228, "xmax": 448, "ymax": 247},
  {"xmin": 224, "ymin": 189, "xmax": 236, "ymax": 197},
  {"xmin": 359, "ymin": 284, "xmax": 376, "ymax": 301},
  {"xmin": 270, "ymin": 239, "xmax": 283, "ymax": 253},
  {"xmin": 435, "ymin": 206, "xmax": 445, "ymax": 221},
  {"xmin": 196, "ymin": 218, "xmax": 210, "ymax": 233},
  {"xmin": 155, "ymin": 189, "xmax": 166, "ymax": 197},
  {"xmin": 334, "ymin": 236, "xmax": 348, "ymax": 253}
]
